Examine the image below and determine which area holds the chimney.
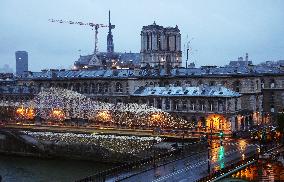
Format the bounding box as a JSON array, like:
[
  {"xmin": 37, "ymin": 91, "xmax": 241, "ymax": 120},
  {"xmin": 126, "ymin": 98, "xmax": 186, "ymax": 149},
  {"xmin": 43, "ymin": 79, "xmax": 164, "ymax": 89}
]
[{"xmin": 245, "ymin": 53, "xmax": 248, "ymax": 62}]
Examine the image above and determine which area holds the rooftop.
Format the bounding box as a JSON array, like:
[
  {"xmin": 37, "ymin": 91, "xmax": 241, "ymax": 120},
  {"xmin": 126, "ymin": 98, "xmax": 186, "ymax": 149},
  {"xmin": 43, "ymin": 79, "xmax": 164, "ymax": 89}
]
[
  {"xmin": 132, "ymin": 85, "xmax": 241, "ymax": 97},
  {"xmin": 18, "ymin": 65, "xmax": 284, "ymax": 80}
]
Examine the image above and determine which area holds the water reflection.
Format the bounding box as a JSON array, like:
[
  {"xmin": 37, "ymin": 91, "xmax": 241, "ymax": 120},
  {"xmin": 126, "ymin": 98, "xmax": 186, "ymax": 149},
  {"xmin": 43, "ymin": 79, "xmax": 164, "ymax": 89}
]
[
  {"xmin": 211, "ymin": 143, "xmax": 225, "ymax": 171},
  {"xmin": 231, "ymin": 160, "xmax": 284, "ymax": 181},
  {"xmin": 211, "ymin": 139, "xmax": 252, "ymax": 171},
  {"xmin": 0, "ymin": 155, "xmax": 114, "ymax": 182},
  {"xmin": 238, "ymin": 139, "xmax": 248, "ymax": 161}
]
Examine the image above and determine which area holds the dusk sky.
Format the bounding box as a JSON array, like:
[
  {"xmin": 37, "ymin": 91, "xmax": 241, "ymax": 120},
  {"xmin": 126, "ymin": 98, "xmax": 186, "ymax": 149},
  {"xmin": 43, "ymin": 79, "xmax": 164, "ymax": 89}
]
[{"xmin": 0, "ymin": 0, "xmax": 284, "ymax": 72}]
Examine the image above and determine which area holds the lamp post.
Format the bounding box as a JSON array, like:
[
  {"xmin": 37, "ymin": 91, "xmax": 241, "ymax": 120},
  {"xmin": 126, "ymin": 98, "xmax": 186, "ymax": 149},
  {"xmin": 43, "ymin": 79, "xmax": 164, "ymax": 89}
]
[
  {"xmin": 207, "ymin": 135, "xmax": 211, "ymax": 174},
  {"xmin": 207, "ymin": 119, "xmax": 213, "ymax": 174}
]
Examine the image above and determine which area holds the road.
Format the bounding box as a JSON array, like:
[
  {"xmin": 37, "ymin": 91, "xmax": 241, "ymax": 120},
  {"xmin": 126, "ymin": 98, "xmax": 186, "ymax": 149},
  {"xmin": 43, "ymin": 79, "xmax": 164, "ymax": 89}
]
[{"xmin": 117, "ymin": 139, "xmax": 258, "ymax": 182}]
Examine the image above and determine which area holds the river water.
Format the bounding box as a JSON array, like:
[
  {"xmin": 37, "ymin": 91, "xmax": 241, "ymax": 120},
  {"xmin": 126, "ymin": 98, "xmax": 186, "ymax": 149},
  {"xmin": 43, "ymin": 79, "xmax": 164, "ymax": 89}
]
[{"xmin": 0, "ymin": 155, "xmax": 114, "ymax": 182}]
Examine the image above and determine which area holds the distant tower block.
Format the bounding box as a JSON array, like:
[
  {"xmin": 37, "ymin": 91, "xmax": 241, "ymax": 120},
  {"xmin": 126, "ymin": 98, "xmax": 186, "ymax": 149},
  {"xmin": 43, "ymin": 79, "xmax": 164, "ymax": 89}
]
[
  {"xmin": 107, "ymin": 10, "xmax": 115, "ymax": 53},
  {"xmin": 140, "ymin": 22, "xmax": 182, "ymax": 68},
  {"xmin": 15, "ymin": 51, "xmax": 28, "ymax": 76}
]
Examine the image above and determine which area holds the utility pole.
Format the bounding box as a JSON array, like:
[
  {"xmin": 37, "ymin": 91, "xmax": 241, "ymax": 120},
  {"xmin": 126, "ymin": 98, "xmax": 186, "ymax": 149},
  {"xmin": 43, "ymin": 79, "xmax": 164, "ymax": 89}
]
[{"xmin": 207, "ymin": 133, "xmax": 211, "ymax": 174}]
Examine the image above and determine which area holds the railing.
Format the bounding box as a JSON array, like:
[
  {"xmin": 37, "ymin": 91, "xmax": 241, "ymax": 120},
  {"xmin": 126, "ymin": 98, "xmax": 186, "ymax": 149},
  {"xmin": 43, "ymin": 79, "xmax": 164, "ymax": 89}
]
[
  {"xmin": 196, "ymin": 155, "xmax": 258, "ymax": 182},
  {"xmin": 196, "ymin": 144, "xmax": 283, "ymax": 182},
  {"xmin": 76, "ymin": 149, "xmax": 182, "ymax": 182},
  {"xmin": 76, "ymin": 142, "xmax": 206, "ymax": 182}
]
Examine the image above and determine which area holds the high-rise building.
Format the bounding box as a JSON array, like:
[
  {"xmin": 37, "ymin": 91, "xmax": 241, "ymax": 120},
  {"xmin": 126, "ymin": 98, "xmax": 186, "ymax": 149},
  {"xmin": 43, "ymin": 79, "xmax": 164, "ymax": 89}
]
[
  {"xmin": 15, "ymin": 51, "xmax": 28, "ymax": 76},
  {"xmin": 140, "ymin": 22, "xmax": 182, "ymax": 68}
]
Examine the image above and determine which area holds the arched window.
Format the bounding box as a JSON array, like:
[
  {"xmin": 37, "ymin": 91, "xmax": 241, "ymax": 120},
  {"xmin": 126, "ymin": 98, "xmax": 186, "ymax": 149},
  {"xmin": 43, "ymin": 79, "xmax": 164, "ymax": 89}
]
[
  {"xmin": 209, "ymin": 81, "xmax": 215, "ymax": 86},
  {"xmin": 173, "ymin": 100, "xmax": 179, "ymax": 111},
  {"xmin": 115, "ymin": 82, "xmax": 123, "ymax": 93},
  {"xmin": 175, "ymin": 81, "xmax": 181, "ymax": 86},
  {"xmin": 200, "ymin": 100, "xmax": 205, "ymax": 111},
  {"xmin": 270, "ymin": 79, "xmax": 275, "ymax": 88},
  {"xmin": 234, "ymin": 81, "xmax": 240, "ymax": 92},
  {"xmin": 63, "ymin": 83, "xmax": 68, "ymax": 89},
  {"xmin": 261, "ymin": 79, "xmax": 265, "ymax": 88},
  {"xmin": 165, "ymin": 98, "xmax": 170, "ymax": 110},
  {"xmin": 83, "ymin": 82, "xmax": 88, "ymax": 94},
  {"xmin": 190, "ymin": 100, "xmax": 196, "ymax": 110},
  {"xmin": 218, "ymin": 100, "xmax": 224, "ymax": 112},
  {"xmin": 75, "ymin": 83, "xmax": 80, "ymax": 92},
  {"xmin": 103, "ymin": 82, "xmax": 109, "ymax": 93},
  {"xmin": 148, "ymin": 98, "xmax": 154, "ymax": 107},
  {"xmin": 90, "ymin": 83, "xmax": 95, "ymax": 94},
  {"xmin": 221, "ymin": 81, "xmax": 227, "ymax": 86},
  {"xmin": 197, "ymin": 80, "xmax": 203, "ymax": 86},
  {"xmin": 186, "ymin": 81, "xmax": 191, "ymax": 86},
  {"xmin": 208, "ymin": 101, "xmax": 214, "ymax": 111},
  {"xmin": 182, "ymin": 100, "xmax": 187, "ymax": 111},
  {"xmin": 156, "ymin": 98, "xmax": 162, "ymax": 109},
  {"xmin": 250, "ymin": 80, "xmax": 254, "ymax": 92},
  {"xmin": 96, "ymin": 83, "xmax": 102, "ymax": 93}
]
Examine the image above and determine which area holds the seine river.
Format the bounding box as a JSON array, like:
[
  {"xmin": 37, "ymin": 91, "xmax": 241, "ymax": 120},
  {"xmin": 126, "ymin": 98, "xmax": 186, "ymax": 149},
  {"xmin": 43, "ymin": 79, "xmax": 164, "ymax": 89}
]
[{"xmin": 0, "ymin": 155, "xmax": 114, "ymax": 182}]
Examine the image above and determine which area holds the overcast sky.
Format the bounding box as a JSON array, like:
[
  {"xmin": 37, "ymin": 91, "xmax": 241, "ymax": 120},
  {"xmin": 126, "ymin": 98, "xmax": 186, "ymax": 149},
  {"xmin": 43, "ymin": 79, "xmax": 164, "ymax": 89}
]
[{"xmin": 0, "ymin": 0, "xmax": 284, "ymax": 72}]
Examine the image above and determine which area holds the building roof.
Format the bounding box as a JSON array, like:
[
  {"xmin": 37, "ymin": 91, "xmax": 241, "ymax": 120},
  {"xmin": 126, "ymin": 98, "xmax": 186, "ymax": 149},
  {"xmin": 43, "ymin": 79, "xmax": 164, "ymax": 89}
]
[
  {"xmin": 132, "ymin": 86, "xmax": 241, "ymax": 98},
  {"xmin": 19, "ymin": 65, "xmax": 284, "ymax": 80}
]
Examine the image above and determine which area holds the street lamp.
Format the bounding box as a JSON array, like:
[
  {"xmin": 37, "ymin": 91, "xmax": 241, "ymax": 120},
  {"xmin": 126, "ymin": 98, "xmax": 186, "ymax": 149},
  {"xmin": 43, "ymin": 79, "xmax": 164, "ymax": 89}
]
[
  {"xmin": 219, "ymin": 130, "xmax": 224, "ymax": 146},
  {"xmin": 207, "ymin": 135, "xmax": 211, "ymax": 174},
  {"xmin": 207, "ymin": 119, "xmax": 213, "ymax": 174}
]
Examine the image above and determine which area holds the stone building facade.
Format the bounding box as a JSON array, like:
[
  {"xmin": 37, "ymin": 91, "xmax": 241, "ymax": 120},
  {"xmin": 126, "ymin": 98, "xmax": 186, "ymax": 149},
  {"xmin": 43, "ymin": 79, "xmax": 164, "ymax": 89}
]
[
  {"xmin": 4, "ymin": 65, "xmax": 281, "ymax": 132},
  {"xmin": 140, "ymin": 22, "xmax": 182, "ymax": 68}
]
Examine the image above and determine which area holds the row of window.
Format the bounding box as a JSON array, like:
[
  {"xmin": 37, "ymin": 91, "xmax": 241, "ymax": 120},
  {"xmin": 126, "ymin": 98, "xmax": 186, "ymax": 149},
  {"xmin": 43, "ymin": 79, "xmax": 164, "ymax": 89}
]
[
  {"xmin": 38, "ymin": 82, "xmax": 124, "ymax": 94},
  {"xmin": 145, "ymin": 99, "xmax": 235, "ymax": 112}
]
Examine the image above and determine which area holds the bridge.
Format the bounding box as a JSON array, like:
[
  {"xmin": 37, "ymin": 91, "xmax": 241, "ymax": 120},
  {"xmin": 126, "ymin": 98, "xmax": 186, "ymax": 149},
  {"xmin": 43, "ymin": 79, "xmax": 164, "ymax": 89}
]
[
  {"xmin": 75, "ymin": 139, "xmax": 263, "ymax": 182},
  {"xmin": 196, "ymin": 144, "xmax": 283, "ymax": 182}
]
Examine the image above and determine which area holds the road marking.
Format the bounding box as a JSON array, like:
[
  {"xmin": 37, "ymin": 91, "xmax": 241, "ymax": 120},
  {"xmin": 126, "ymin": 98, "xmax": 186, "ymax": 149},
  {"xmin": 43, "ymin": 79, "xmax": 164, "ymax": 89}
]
[{"xmin": 151, "ymin": 146, "xmax": 258, "ymax": 182}]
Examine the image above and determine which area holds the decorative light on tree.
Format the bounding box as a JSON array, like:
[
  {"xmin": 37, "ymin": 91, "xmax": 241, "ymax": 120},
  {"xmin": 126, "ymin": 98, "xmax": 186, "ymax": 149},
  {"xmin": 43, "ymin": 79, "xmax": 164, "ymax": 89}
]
[
  {"xmin": 5, "ymin": 88, "xmax": 194, "ymax": 130},
  {"xmin": 16, "ymin": 106, "xmax": 35, "ymax": 120},
  {"xmin": 95, "ymin": 110, "xmax": 112, "ymax": 123},
  {"xmin": 50, "ymin": 108, "xmax": 65, "ymax": 121}
]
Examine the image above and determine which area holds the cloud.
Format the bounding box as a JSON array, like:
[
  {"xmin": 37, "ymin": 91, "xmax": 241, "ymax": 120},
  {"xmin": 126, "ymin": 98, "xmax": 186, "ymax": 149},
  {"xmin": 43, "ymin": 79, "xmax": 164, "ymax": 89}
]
[{"xmin": 0, "ymin": 0, "xmax": 283, "ymax": 71}]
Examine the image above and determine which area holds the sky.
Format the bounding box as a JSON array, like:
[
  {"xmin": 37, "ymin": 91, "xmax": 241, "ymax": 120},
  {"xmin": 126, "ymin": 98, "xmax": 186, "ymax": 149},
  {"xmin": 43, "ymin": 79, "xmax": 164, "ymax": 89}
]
[{"xmin": 0, "ymin": 0, "xmax": 284, "ymax": 72}]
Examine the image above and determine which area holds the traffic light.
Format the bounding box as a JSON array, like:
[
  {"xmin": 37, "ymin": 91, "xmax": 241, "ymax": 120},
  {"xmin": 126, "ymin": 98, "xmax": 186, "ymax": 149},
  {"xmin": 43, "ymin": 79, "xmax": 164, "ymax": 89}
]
[{"xmin": 219, "ymin": 131, "xmax": 224, "ymax": 138}]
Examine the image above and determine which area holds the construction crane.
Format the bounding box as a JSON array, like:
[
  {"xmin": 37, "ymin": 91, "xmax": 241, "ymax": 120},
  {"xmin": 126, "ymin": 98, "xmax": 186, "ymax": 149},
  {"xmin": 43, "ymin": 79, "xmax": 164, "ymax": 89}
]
[{"xmin": 48, "ymin": 18, "xmax": 109, "ymax": 54}]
